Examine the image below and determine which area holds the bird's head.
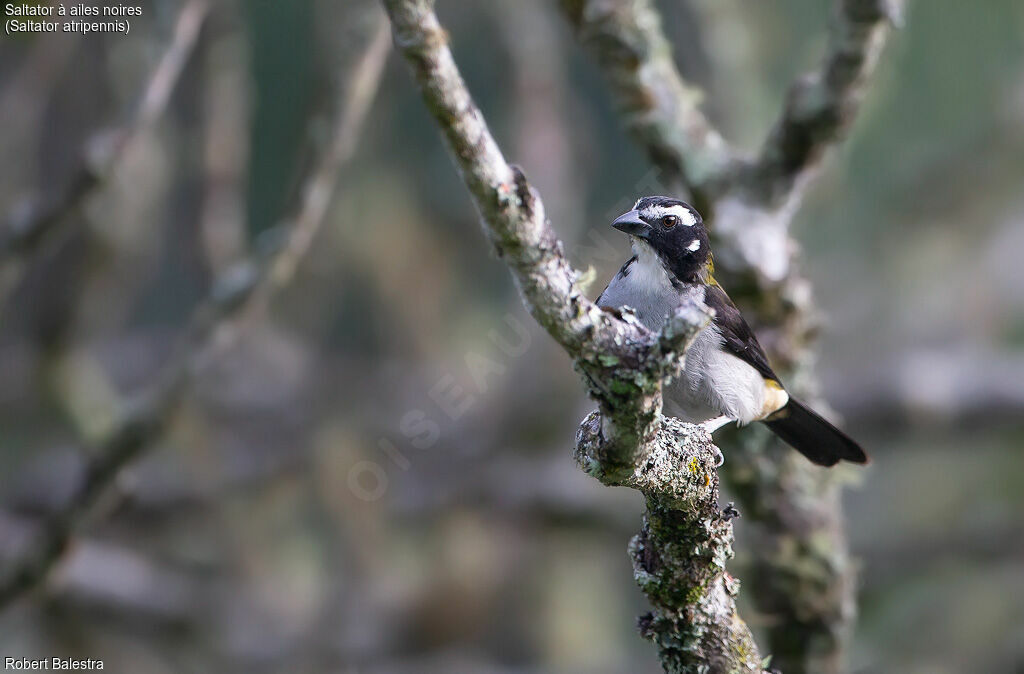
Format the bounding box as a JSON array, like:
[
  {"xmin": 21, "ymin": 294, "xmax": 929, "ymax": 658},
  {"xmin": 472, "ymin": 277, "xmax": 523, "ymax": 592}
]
[{"xmin": 611, "ymin": 196, "xmax": 710, "ymax": 282}]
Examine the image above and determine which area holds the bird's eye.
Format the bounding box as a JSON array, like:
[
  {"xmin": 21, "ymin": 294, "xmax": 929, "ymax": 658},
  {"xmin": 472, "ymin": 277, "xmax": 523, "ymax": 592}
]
[{"xmin": 663, "ymin": 215, "xmax": 678, "ymax": 229}]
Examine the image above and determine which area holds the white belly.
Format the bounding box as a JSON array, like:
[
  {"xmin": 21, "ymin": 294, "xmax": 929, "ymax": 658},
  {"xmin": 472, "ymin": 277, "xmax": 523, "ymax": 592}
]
[{"xmin": 668, "ymin": 323, "xmax": 770, "ymax": 425}]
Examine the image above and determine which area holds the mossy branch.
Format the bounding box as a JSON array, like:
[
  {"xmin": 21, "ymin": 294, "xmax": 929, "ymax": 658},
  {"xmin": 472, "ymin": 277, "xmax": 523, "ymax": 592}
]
[{"xmin": 577, "ymin": 414, "xmax": 763, "ymax": 673}]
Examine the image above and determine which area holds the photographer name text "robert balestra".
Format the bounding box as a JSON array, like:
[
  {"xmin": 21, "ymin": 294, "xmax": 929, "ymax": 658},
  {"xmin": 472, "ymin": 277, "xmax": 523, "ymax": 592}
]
[{"xmin": 5, "ymin": 659, "xmax": 103, "ymax": 671}]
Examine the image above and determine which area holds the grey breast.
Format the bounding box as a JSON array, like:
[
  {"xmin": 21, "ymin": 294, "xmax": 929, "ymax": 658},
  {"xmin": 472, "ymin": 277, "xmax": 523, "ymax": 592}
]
[
  {"xmin": 666, "ymin": 323, "xmax": 727, "ymax": 423},
  {"xmin": 597, "ymin": 264, "xmax": 682, "ymax": 332},
  {"xmin": 598, "ymin": 264, "xmax": 723, "ymax": 423}
]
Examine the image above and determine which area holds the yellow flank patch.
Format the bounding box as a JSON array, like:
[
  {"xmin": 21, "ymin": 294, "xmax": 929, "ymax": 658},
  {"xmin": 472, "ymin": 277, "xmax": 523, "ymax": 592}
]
[
  {"xmin": 759, "ymin": 379, "xmax": 789, "ymax": 420},
  {"xmin": 702, "ymin": 258, "xmax": 720, "ymax": 287}
]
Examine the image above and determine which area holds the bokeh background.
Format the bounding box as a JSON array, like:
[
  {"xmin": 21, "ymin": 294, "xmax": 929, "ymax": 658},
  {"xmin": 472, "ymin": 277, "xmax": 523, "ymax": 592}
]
[{"xmin": 1, "ymin": 1, "xmax": 1023, "ymax": 673}]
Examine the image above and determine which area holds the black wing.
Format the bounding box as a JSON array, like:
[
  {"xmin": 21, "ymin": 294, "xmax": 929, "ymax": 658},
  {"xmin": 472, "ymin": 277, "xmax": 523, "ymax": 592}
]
[{"xmin": 703, "ymin": 285, "xmax": 779, "ymax": 383}]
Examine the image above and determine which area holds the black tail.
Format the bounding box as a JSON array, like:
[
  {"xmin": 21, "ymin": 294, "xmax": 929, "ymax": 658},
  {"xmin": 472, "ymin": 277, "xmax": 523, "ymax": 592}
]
[{"xmin": 762, "ymin": 398, "xmax": 868, "ymax": 467}]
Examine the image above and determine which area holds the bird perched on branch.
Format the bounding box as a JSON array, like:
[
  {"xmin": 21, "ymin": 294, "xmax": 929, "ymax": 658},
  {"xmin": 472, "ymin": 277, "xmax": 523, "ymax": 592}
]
[{"xmin": 597, "ymin": 196, "xmax": 867, "ymax": 466}]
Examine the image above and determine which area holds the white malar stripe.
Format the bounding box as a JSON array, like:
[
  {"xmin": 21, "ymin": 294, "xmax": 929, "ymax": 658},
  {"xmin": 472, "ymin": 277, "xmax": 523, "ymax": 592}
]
[
  {"xmin": 686, "ymin": 239, "xmax": 701, "ymax": 252},
  {"xmin": 641, "ymin": 204, "xmax": 698, "ymax": 226}
]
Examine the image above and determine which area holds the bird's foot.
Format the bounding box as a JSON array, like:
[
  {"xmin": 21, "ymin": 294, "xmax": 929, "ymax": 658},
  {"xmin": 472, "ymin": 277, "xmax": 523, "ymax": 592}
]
[
  {"xmin": 702, "ymin": 416, "xmax": 733, "ymax": 433},
  {"xmin": 699, "ymin": 417, "xmax": 730, "ymax": 466}
]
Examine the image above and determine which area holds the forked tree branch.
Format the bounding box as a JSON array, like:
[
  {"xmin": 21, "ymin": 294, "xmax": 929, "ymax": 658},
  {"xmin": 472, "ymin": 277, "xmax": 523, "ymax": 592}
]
[
  {"xmin": 0, "ymin": 0, "xmax": 209, "ymax": 311},
  {"xmin": 383, "ymin": 1, "xmax": 766, "ymax": 671},
  {"xmin": 741, "ymin": 0, "xmax": 903, "ymax": 207},
  {"xmin": 558, "ymin": 2, "xmax": 905, "ymax": 673},
  {"xmin": 559, "ymin": 0, "xmax": 902, "ymax": 210},
  {"xmin": 0, "ymin": 13, "xmax": 393, "ymax": 610},
  {"xmin": 558, "ymin": 0, "xmax": 733, "ymax": 209}
]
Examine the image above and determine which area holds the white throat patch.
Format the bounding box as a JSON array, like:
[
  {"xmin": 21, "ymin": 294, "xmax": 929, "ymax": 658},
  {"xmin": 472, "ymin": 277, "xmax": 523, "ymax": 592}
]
[
  {"xmin": 630, "ymin": 240, "xmax": 675, "ymax": 292},
  {"xmin": 686, "ymin": 239, "xmax": 701, "ymax": 252}
]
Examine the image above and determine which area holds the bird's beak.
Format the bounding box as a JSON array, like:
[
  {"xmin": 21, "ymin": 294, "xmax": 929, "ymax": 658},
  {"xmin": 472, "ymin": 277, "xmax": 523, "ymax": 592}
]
[{"xmin": 611, "ymin": 210, "xmax": 651, "ymax": 239}]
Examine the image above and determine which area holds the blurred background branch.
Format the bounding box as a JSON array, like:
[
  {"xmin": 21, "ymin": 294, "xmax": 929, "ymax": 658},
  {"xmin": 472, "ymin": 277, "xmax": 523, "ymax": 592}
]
[
  {"xmin": 558, "ymin": 1, "xmax": 904, "ymax": 672},
  {"xmin": 0, "ymin": 0, "xmax": 1021, "ymax": 672},
  {"xmin": 558, "ymin": 0, "xmax": 734, "ymax": 211},
  {"xmin": 739, "ymin": 0, "xmax": 903, "ymax": 207},
  {"xmin": 712, "ymin": 5, "xmax": 903, "ymax": 672},
  {"xmin": 0, "ymin": 8, "xmax": 391, "ymax": 610},
  {"xmin": 0, "ymin": 0, "xmax": 209, "ymax": 312}
]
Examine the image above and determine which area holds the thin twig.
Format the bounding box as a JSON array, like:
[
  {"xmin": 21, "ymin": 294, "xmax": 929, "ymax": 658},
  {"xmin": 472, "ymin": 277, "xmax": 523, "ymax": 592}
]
[
  {"xmin": 0, "ymin": 12, "xmax": 392, "ymax": 610},
  {"xmin": 0, "ymin": 0, "xmax": 208, "ymax": 311}
]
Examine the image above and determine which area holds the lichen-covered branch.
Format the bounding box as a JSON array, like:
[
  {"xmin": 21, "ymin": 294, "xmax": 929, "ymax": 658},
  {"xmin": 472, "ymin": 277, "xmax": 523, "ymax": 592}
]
[
  {"xmin": 739, "ymin": 0, "xmax": 904, "ymax": 207},
  {"xmin": 384, "ymin": 2, "xmax": 765, "ymax": 671},
  {"xmin": 724, "ymin": 436, "xmax": 857, "ymax": 674},
  {"xmin": 384, "ymin": 0, "xmax": 712, "ymax": 480},
  {"xmin": 560, "ymin": 2, "xmax": 906, "ymax": 673},
  {"xmin": 386, "ymin": 0, "xmax": 594, "ymax": 353},
  {"xmin": 557, "ymin": 0, "xmax": 733, "ymax": 209},
  {"xmin": 578, "ymin": 414, "xmax": 762, "ymax": 673},
  {"xmin": 0, "ymin": 15, "xmax": 392, "ymax": 610},
  {"xmin": 0, "ymin": 0, "xmax": 209, "ymax": 311},
  {"xmin": 712, "ymin": 6, "xmax": 904, "ymax": 670}
]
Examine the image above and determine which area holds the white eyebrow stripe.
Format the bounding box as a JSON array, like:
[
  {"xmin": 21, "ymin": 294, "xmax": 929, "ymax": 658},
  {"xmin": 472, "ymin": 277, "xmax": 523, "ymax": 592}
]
[
  {"xmin": 686, "ymin": 239, "xmax": 701, "ymax": 251},
  {"xmin": 642, "ymin": 205, "xmax": 698, "ymax": 226}
]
